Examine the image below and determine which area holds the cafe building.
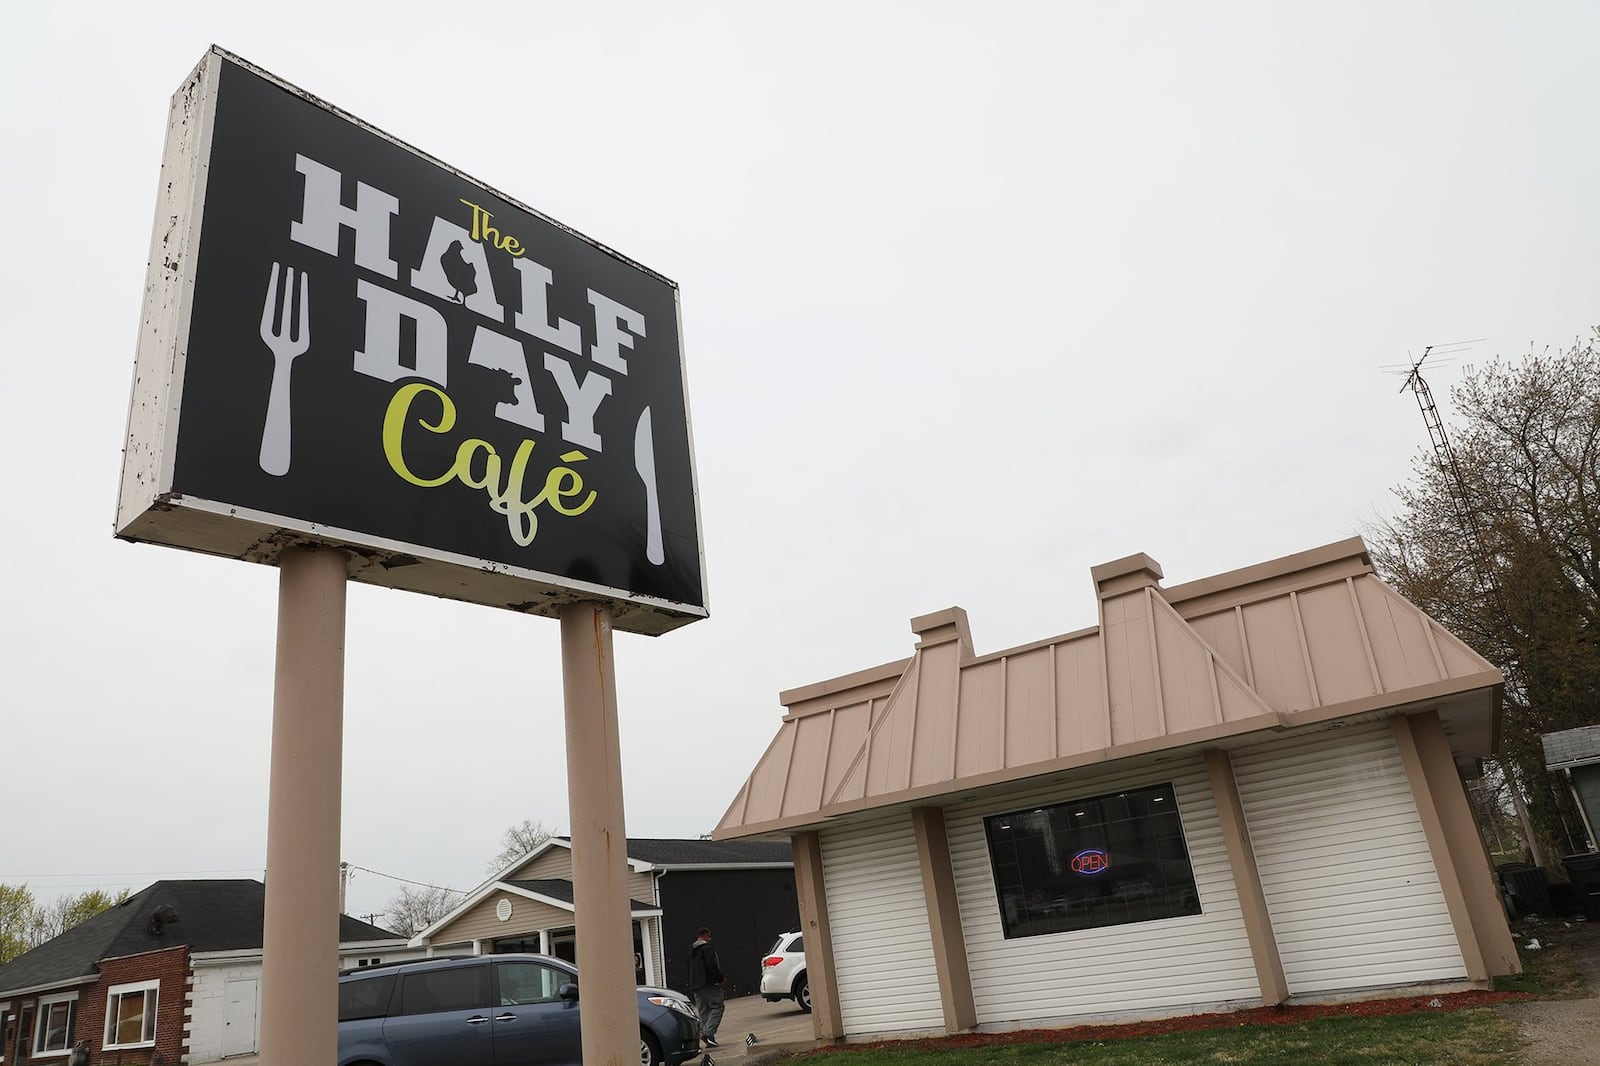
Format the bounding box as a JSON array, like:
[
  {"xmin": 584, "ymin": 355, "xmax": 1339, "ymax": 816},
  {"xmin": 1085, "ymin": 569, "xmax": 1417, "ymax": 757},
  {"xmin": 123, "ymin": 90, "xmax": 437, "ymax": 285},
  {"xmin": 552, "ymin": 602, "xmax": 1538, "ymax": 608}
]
[{"xmin": 714, "ymin": 537, "xmax": 1520, "ymax": 1040}]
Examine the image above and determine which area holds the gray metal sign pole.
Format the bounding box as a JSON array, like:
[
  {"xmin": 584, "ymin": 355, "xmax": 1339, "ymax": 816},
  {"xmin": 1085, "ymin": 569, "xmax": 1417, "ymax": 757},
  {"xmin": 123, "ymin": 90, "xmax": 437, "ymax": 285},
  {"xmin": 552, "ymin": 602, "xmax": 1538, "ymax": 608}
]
[
  {"xmin": 560, "ymin": 601, "xmax": 639, "ymax": 1065},
  {"xmin": 259, "ymin": 546, "xmax": 347, "ymax": 1065}
]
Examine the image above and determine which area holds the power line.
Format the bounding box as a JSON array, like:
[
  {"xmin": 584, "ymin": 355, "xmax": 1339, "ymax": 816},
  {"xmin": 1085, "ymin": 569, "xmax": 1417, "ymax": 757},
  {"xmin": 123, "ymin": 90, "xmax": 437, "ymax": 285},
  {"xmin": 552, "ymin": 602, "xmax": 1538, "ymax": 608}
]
[
  {"xmin": 342, "ymin": 863, "xmax": 465, "ymax": 894},
  {"xmin": 0, "ymin": 868, "xmax": 263, "ymax": 878}
]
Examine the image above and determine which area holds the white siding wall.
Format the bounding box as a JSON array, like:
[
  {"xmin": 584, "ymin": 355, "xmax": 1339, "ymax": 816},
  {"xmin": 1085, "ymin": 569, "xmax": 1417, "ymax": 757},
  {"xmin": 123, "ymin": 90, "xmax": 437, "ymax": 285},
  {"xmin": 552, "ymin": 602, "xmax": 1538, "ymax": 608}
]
[
  {"xmin": 188, "ymin": 961, "xmax": 261, "ymax": 1064},
  {"xmin": 820, "ymin": 811, "xmax": 945, "ymax": 1036},
  {"xmin": 947, "ymin": 757, "xmax": 1260, "ymax": 1026},
  {"xmin": 1230, "ymin": 723, "xmax": 1467, "ymax": 994}
]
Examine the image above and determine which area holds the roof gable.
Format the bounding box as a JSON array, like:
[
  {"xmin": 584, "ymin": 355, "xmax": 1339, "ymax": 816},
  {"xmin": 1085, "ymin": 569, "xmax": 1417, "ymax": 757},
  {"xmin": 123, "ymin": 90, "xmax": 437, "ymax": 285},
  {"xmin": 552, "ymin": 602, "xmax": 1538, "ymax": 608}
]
[
  {"xmin": 418, "ymin": 836, "xmax": 789, "ymax": 943},
  {"xmin": 1543, "ymin": 724, "xmax": 1600, "ymax": 769}
]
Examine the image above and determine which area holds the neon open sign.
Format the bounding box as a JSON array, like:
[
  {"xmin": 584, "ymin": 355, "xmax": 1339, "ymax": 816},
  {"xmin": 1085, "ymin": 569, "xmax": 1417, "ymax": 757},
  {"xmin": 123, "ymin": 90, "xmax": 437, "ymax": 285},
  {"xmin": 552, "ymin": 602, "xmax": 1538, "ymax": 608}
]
[{"xmin": 1072, "ymin": 849, "xmax": 1110, "ymax": 875}]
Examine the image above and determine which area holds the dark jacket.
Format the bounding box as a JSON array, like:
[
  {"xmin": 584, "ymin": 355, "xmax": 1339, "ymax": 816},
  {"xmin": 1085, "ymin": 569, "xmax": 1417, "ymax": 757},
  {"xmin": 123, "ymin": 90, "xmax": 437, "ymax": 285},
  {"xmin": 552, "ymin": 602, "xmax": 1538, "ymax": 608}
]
[{"xmin": 687, "ymin": 938, "xmax": 723, "ymax": 990}]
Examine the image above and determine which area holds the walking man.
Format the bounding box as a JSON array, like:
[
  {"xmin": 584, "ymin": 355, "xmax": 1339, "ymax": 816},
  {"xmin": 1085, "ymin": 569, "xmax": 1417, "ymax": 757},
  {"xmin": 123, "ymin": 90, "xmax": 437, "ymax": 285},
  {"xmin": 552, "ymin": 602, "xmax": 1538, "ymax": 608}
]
[{"xmin": 688, "ymin": 926, "xmax": 725, "ymax": 1047}]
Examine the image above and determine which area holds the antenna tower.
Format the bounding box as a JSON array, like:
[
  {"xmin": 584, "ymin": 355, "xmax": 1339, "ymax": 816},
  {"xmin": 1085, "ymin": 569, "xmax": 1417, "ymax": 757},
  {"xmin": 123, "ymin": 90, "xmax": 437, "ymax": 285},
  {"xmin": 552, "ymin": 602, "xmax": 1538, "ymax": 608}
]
[
  {"xmin": 1396, "ymin": 343, "xmax": 1550, "ymax": 861},
  {"xmin": 1397, "ymin": 344, "xmax": 1498, "ymax": 604}
]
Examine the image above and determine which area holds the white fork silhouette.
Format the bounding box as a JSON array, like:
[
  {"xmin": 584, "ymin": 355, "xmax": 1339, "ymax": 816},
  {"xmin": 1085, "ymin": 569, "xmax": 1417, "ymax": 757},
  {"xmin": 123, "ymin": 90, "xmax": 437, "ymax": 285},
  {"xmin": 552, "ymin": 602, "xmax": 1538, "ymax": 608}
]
[{"xmin": 258, "ymin": 262, "xmax": 310, "ymax": 476}]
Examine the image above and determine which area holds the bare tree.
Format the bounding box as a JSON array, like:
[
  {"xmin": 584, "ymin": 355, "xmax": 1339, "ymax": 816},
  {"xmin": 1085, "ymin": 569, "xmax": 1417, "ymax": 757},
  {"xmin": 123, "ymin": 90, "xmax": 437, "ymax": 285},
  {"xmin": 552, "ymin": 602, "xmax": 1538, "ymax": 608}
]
[
  {"xmin": 27, "ymin": 889, "xmax": 129, "ymax": 946},
  {"xmin": 487, "ymin": 819, "xmax": 556, "ymax": 874},
  {"xmin": 381, "ymin": 885, "xmax": 461, "ymax": 938},
  {"xmin": 1369, "ymin": 333, "xmax": 1600, "ymax": 857}
]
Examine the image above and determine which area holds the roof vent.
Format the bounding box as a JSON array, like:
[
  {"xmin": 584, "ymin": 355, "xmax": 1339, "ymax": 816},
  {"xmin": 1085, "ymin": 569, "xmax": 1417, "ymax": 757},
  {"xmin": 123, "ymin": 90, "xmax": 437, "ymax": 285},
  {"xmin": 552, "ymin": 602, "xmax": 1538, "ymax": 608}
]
[{"xmin": 148, "ymin": 904, "xmax": 180, "ymax": 936}]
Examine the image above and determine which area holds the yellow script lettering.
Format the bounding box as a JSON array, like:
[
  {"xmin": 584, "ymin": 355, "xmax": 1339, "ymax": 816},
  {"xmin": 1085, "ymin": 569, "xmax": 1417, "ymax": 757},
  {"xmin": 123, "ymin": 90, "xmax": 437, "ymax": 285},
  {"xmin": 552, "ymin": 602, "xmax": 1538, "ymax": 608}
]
[
  {"xmin": 383, "ymin": 383, "xmax": 598, "ymax": 547},
  {"xmin": 459, "ymin": 198, "xmax": 527, "ymax": 257}
]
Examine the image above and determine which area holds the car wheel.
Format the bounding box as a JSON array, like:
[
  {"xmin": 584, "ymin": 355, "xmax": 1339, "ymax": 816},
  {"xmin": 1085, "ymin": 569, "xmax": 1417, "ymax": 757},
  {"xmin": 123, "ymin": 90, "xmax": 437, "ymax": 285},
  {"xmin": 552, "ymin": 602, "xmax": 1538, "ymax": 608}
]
[
  {"xmin": 639, "ymin": 1029, "xmax": 663, "ymax": 1066},
  {"xmin": 794, "ymin": 971, "xmax": 811, "ymax": 1014}
]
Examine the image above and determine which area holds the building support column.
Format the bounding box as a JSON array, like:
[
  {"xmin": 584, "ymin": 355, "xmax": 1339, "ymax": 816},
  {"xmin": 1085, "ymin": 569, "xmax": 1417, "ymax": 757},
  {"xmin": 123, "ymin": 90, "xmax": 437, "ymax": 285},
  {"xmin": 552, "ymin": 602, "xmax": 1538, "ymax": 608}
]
[
  {"xmin": 1393, "ymin": 712, "xmax": 1520, "ymax": 978},
  {"xmin": 639, "ymin": 919, "xmax": 657, "ymax": 986},
  {"xmin": 1204, "ymin": 749, "xmax": 1289, "ymax": 1005},
  {"xmin": 791, "ymin": 832, "xmax": 843, "ymax": 1041},
  {"xmin": 910, "ymin": 807, "xmax": 977, "ymax": 1033}
]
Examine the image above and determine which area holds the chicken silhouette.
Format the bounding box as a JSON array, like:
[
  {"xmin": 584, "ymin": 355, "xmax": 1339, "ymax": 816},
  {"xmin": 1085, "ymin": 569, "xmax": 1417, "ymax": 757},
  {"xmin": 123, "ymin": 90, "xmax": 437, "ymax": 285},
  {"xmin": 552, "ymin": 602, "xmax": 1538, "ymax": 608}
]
[{"xmin": 441, "ymin": 240, "xmax": 478, "ymax": 303}]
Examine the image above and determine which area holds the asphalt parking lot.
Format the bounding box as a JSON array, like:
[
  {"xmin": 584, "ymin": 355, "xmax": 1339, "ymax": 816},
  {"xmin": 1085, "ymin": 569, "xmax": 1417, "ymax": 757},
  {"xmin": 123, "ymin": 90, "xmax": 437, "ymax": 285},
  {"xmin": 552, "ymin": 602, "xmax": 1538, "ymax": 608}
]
[{"xmin": 714, "ymin": 992, "xmax": 819, "ymax": 1058}]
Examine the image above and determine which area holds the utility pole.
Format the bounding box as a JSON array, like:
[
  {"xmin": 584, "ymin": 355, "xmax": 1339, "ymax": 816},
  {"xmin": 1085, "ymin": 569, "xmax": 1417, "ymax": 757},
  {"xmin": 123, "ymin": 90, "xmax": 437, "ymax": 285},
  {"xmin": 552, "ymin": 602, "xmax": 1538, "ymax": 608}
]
[{"xmin": 339, "ymin": 861, "xmax": 349, "ymax": 916}]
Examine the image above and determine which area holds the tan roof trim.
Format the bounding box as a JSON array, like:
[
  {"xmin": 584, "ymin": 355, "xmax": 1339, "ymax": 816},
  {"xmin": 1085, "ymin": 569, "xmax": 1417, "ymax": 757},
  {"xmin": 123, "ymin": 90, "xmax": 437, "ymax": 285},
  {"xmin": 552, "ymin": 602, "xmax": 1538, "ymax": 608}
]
[
  {"xmin": 717, "ymin": 673, "xmax": 1506, "ymax": 842},
  {"xmin": 967, "ymin": 624, "xmax": 1099, "ymax": 668},
  {"xmin": 1164, "ymin": 536, "xmax": 1372, "ymax": 616},
  {"xmin": 822, "ymin": 649, "xmax": 921, "ymax": 807},
  {"xmin": 1279, "ymin": 670, "xmax": 1504, "ymax": 729},
  {"xmin": 716, "ymin": 711, "xmax": 1290, "ymax": 840},
  {"xmin": 718, "ymin": 536, "xmax": 1504, "ymax": 841},
  {"xmin": 779, "ymin": 657, "xmax": 911, "ymax": 709}
]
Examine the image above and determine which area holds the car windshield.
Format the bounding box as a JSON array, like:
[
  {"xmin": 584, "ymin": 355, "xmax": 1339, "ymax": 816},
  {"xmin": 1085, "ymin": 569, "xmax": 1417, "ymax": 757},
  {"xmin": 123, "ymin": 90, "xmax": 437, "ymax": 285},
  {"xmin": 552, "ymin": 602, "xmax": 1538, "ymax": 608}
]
[{"xmin": 767, "ymin": 936, "xmax": 786, "ymax": 955}]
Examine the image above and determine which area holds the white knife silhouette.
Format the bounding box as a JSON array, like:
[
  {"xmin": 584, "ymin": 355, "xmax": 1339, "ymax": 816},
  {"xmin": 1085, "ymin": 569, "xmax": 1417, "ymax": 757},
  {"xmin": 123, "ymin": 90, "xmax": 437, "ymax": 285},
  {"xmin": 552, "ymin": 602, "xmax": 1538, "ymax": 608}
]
[{"xmin": 634, "ymin": 407, "xmax": 665, "ymax": 566}]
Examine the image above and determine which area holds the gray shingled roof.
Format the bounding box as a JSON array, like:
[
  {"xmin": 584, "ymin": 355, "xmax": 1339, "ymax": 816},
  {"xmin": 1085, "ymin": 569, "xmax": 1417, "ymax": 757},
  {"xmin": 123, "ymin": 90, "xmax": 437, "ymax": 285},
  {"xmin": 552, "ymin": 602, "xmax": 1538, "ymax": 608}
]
[
  {"xmin": 0, "ymin": 880, "xmax": 399, "ymax": 996},
  {"xmin": 1542, "ymin": 725, "xmax": 1600, "ymax": 770},
  {"xmin": 554, "ymin": 837, "xmax": 791, "ymax": 867},
  {"xmin": 503, "ymin": 880, "xmax": 656, "ymax": 912}
]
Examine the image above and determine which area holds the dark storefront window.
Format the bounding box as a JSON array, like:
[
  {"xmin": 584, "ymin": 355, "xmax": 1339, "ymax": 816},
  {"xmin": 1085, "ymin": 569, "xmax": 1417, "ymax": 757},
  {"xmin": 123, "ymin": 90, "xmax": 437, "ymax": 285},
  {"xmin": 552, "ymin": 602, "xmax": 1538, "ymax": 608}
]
[{"xmin": 984, "ymin": 782, "xmax": 1202, "ymax": 938}]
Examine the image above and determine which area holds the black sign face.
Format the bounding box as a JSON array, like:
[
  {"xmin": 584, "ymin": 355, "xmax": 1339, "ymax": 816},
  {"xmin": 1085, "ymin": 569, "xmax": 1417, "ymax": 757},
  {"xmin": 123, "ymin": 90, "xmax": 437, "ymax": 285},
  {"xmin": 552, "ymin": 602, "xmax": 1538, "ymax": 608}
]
[{"xmin": 168, "ymin": 57, "xmax": 703, "ymax": 612}]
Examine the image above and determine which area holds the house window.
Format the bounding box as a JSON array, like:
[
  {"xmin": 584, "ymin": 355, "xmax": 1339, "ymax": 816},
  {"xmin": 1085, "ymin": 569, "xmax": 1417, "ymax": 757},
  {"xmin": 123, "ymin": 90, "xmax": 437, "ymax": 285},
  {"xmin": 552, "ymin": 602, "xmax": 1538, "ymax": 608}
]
[
  {"xmin": 984, "ymin": 781, "xmax": 1202, "ymax": 938},
  {"xmin": 0, "ymin": 999, "xmax": 10, "ymax": 1063},
  {"xmin": 33, "ymin": 992, "xmax": 76, "ymax": 1057},
  {"xmin": 104, "ymin": 980, "xmax": 159, "ymax": 1049}
]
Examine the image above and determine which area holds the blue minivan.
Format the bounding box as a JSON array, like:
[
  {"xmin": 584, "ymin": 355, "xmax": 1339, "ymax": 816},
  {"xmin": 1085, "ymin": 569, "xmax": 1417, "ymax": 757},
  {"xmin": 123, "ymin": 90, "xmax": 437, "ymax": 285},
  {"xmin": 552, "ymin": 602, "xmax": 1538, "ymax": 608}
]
[{"xmin": 337, "ymin": 953, "xmax": 702, "ymax": 1066}]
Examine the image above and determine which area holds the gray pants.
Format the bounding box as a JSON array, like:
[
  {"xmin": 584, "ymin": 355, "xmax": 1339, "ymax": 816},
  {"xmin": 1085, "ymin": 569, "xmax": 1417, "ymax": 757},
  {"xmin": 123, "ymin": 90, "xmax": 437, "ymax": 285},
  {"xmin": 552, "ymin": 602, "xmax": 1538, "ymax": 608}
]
[{"xmin": 693, "ymin": 985, "xmax": 725, "ymax": 1040}]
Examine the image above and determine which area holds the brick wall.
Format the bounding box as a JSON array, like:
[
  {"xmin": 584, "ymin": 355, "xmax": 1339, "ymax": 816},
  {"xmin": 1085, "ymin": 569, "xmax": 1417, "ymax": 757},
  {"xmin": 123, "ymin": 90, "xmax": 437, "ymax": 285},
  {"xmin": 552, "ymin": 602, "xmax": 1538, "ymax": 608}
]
[{"xmin": 78, "ymin": 946, "xmax": 190, "ymax": 1065}]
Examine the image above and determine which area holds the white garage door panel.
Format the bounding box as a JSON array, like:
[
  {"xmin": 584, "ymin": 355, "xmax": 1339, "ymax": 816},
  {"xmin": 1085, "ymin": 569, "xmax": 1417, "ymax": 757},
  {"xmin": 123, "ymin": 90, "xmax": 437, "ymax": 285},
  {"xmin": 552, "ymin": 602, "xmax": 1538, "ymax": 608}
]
[
  {"xmin": 946, "ymin": 759, "xmax": 1261, "ymax": 1024},
  {"xmin": 821, "ymin": 813, "xmax": 945, "ymax": 1035},
  {"xmin": 1232, "ymin": 724, "xmax": 1467, "ymax": 994},
  {"xmin": 1254, "ymin": 831, "xmax": 1436, "ymax": 875}
]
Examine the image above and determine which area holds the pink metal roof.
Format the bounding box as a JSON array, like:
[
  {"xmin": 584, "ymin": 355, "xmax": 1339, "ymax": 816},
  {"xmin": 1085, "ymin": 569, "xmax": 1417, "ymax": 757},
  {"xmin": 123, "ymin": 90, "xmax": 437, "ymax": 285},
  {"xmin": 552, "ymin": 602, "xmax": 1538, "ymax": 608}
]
[{"xmin": 715, "ymin": 537, "xmax": 1501, "ymax": 838}]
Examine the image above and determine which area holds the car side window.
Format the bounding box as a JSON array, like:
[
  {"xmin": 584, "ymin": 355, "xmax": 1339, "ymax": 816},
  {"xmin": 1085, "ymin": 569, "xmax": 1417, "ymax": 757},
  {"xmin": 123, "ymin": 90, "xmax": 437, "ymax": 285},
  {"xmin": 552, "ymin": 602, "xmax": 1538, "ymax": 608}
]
[
  {"xmin": 338, "ymin": 975, "xmax": 396, "ymax": 1021},
  {"xmin": 398, "ymin": 966, "xmax": 488, "ymax": 1015},
  {"xmin": 790, "ymin": 936, "xmax": 803, "ymax": 953},
  {"xmin": 495, "ymin": 961, "xmax": 568, "ymax": 1006}
]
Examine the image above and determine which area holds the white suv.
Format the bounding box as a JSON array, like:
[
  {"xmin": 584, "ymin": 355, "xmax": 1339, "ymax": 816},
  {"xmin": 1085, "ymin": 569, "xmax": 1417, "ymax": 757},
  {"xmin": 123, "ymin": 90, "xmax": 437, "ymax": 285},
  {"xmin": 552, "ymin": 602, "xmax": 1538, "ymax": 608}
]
[{"xmin": 757, "ymin": 931, "xmax": 809, "ymax": 1013}]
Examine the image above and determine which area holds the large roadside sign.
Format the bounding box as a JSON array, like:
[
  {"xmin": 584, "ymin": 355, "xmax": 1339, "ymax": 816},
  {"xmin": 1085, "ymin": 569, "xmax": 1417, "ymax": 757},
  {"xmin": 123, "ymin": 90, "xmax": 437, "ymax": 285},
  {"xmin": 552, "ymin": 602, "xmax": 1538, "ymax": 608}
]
[{"xmin": 117, "ymin": 48, "xmax": 706, "ymax": 633}]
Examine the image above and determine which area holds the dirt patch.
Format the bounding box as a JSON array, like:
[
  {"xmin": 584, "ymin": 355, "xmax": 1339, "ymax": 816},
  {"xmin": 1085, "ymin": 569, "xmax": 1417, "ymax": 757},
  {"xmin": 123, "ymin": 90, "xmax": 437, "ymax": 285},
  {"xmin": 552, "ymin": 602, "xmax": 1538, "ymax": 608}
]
[
  {"xmin": 1495, "ymin": 916, "xmax": 1600, "ymax": 1066},
  {"xmin": 798, "ymin": 987, "xmax": 1533, "ymax": 1057}
]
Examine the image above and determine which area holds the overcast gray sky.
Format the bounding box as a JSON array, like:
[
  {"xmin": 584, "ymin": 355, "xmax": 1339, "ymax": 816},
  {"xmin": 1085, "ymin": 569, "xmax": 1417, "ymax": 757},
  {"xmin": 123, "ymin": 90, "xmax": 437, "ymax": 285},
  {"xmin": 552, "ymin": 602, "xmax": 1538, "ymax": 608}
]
[{"xmin": 3, "ymin": 2, "xmax": 1596, "ymax": 928}]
